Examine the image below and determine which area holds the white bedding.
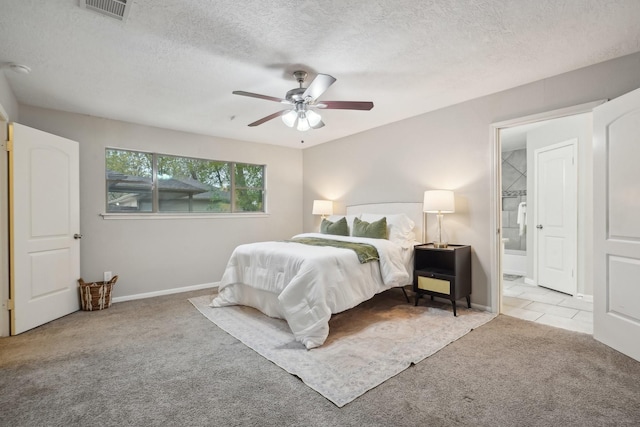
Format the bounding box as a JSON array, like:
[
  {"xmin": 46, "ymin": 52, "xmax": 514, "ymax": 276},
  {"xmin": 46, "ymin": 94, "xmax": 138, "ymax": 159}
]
[{"xmin": 210, "ymin": 232, "xmax": 412, "ymax": 349}]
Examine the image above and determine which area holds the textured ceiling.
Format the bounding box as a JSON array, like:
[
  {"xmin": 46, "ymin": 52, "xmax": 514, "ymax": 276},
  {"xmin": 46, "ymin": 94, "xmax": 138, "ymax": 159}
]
[{"xmin": 1, "ymin": 0, "xmax": 639, "ymax": 148}]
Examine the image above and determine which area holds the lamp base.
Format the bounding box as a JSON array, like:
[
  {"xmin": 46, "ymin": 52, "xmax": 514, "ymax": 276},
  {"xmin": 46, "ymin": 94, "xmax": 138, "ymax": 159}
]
[{"xmin": 433, "ymin": 241, "xmax": 449, "ymax": 248}]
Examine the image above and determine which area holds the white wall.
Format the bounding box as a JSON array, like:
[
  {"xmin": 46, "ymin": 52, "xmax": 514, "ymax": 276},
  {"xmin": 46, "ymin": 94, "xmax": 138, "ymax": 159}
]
[
  {"xmin": 303, "ymin": 51, "xmax": 640, "ymax": 309},
  {"xmin": 526, "ymin": 114, "xmax": 592, "ymax": 296},
  {"xmin": 17, "ymin": 106, "xmax": 303, "ymax": 299}
]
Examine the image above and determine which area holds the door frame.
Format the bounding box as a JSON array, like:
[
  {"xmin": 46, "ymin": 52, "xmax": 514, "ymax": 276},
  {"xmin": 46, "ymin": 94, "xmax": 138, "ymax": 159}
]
[
  {"xmin": 489, "ymin": 100, "xmax": 605, "ymax": 314},
  {"xmin": 0, "ymin": 104, "xmax": 8, "ymax": 337}
]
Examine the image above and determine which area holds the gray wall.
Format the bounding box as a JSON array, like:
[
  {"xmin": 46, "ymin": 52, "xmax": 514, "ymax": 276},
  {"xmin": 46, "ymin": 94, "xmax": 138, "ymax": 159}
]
[
  {"xmin": 303, "ymin": 51, "xmax": 640, "ymax": 309},
  {"xmin": 17, "ymin": 106, "xmax": 303, "ymax": 298},
  {"xmin": 0, "ymin": 73, "xmax": 18, "ymax": 121},
  {"xmin": 5, "ymin": 52, "xmax": 640, "ymax": 309}
]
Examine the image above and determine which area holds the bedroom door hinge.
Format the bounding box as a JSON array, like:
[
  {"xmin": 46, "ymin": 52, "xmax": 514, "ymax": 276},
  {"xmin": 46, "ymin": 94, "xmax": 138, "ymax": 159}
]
[
  {"xmin": 3, "ymin": 140, "xmax": 11, "ymax": 152},
  {"xmin": 6, "ymin": 299, "xmax": 14, "ymax": 311}
]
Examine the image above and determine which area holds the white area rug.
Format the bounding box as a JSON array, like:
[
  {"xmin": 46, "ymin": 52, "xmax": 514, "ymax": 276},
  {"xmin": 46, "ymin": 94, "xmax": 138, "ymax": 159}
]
[{"xmin": 190, "ymin": 291, "xmax": 495, "ymax": 407}]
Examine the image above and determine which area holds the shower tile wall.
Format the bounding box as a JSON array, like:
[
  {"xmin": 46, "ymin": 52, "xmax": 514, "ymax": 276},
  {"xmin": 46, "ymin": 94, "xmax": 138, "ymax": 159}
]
[{"xmin": 502, "ymin": 149, "xmax": 527, "ymax": 251}]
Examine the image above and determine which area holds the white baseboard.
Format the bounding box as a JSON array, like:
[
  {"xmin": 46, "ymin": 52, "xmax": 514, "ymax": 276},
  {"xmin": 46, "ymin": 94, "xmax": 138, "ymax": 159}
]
[
  {"xmin": 112, "ymin": 282, "xmax": 219, "ymax": 303},
  {"xmin": 503, "ymin": 269, "xmax": 527, "ymax": 276},
  {"xmin": 513, "ymin": 278, "xmax": 594, "ymax": 302},
  {"xmin": 575, "ymin": 293, "xmax": 594, "ymax": 303},
  {"xmin": 471, "ymin": 302, "xmax": 492, "ymax": 312},
  {"xmin": 111, "ymin": 283, "xmax": 494, "ymax": 315}
]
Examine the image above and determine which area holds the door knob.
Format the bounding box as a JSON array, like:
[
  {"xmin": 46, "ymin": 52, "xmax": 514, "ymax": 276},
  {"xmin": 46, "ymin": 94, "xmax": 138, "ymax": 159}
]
[
  {"xmin": 536, "ymin": 225, "xmax": 543, "ymax": 229},
  {"xmin": 74, "ymin": 233, "xmax": 83, "ymax": 239}
]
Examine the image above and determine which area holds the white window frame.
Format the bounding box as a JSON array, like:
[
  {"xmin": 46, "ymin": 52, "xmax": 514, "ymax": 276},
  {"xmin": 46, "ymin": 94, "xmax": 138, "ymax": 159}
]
[{"xmin": 103, "ymin": 148, "xmax": 267, "ymax": 219}]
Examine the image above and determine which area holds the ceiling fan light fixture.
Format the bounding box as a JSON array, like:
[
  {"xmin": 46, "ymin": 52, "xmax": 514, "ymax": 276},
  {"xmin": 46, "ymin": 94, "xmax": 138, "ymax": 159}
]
[
  {"xmin": 296, "ymin": 115, "xmax": 311, "ymax": 132},
  {"xmin": 282, "ymin": 110, "xmax": 298, "ymax": 127},
  {"xmin": 306, "ymin": 109, "xmax": 322, "ymax": 127}
]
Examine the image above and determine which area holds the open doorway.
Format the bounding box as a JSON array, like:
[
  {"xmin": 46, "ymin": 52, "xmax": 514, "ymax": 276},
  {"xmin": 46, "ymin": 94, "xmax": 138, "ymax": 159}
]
[{"xmin": 491, "ymin": 102, "xmax": 603, "ymax": 334}]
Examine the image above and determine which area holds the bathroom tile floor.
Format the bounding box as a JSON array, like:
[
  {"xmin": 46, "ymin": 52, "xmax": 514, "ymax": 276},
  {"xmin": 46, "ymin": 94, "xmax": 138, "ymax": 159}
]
[{"xmin": 502, "ymin": 275, "xmax": 593, "ymax": 334}]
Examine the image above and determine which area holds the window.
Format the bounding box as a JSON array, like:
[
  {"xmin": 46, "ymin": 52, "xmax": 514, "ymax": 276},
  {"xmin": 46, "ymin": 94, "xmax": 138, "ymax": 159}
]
[{"xmin": 106, "ymin": 149, "xmax": 265, "ymax": 214}]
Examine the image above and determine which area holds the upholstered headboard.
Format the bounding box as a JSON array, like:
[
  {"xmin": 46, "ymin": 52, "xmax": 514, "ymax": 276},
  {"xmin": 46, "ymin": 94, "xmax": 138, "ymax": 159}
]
[{"xmin": 346, "ymin": 202, "xmax": 424, "ymax": 243}]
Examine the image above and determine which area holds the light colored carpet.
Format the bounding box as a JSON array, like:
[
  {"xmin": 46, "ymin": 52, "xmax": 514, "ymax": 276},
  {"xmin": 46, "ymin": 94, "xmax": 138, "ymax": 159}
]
[{"xmin": 190, "ymin": 290, "xmax": 496, "ymax": 407}]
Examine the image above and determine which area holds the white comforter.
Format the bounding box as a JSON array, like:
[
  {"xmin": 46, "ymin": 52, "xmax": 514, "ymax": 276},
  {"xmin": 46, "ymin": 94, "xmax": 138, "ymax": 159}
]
[{"xmin": 210, "ymin": 233, "xmax": 411, "ymax": 349}]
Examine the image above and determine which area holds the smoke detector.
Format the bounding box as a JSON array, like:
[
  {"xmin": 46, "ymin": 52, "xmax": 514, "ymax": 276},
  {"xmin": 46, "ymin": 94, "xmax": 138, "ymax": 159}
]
[{"xmin": 79, "ymin": 0, "xmax": 131, "ymax": 21}]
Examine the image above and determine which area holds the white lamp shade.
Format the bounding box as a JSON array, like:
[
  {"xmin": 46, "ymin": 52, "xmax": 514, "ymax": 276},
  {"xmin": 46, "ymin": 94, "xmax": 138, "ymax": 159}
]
[
  {"xmin": 281, "ymin": 109, "xmax": 322, "ymax": 131},
  {"xmin": 282, "ymin": 110, "xmax": 297, "ymax": 127},
  {"xmin": 423, "ymin": 190, "xmax": 455, "ymax": 213},
  {"xmin": 306, "ymin": 109, "xmax": 322, "ymax": 127},
  {"xmin": 296, "ymin": 116, "xmax": 311, "ymax": 131},
  {"xmin": 312, "ymin": 199, "xmax": 333, "ymax": 216}
]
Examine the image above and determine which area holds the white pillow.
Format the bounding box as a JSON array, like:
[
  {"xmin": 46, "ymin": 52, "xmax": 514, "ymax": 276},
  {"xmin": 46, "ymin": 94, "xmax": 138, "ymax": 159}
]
[
  {"xmin": 325, "ymin": 214, "xmax": 361, "ymax": 234},
  {"xmin": 360, "ymin": 213, "xmax": 416, "ymax": 248}
]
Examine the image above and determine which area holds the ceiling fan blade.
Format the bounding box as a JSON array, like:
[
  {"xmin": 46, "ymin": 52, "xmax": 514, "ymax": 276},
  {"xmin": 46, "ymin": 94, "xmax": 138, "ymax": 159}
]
[
  {"xmin": 247, "ymin": 110, "xmax": 291, "ymax": 127},
  {"xmin": 311, "ymin": 120, "xmax": 325, "ymax": 129},
  {"xmin": 302, "ymin": 74, "xmax": 336, "ymax": 101},
  {"xmin": 232, "ymin": 91, "xmax": 290, "ymax": 104},
  {"xmin": 314, "ymin": 101, "xmax": 374, "ymax": 110}
]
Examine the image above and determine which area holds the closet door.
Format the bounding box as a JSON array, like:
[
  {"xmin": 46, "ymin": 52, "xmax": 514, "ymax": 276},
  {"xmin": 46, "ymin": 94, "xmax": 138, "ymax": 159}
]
[{"xmin": 9, "ymin": 123, "xmax": 80, "ymax": 334}]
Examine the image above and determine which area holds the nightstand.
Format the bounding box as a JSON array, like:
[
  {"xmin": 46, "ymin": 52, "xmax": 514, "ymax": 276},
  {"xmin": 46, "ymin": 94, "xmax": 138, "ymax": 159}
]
[{"xmin": 413, "ymin": 243, "xmax": 471, "ymax": 316}]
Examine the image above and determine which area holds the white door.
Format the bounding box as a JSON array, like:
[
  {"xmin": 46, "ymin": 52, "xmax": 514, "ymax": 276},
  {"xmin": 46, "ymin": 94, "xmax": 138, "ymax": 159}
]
[
  {"xmin": 593, "ymin": 88, "xmax": 640, "ymax": 362},
  {"xmin": 534, "ymin": 140, "xmax": 577, "ymax": 295},
  {"xmin": 9, "ymin": 123, "xmax": 80, "ymax": 335}
]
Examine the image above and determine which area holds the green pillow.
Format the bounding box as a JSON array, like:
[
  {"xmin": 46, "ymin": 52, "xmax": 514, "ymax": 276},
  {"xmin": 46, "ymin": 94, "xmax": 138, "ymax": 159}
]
[
  {"xmin": 320, "ymin": 217, "xmax": 349, "ymax": 236},
  {"xmin": 352, "ymin": 217, "xmax": 387, "ymax": 239}
]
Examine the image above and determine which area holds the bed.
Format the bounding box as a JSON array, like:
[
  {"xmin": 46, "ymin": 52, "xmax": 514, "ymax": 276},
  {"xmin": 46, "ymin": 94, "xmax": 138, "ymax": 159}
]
[{"xmin": 210, "ymin": 203, "xmax": 424, "ymax": 349}]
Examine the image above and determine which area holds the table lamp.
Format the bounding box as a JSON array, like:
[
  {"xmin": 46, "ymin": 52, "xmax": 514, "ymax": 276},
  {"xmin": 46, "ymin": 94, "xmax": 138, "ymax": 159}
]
[
  {"xmin": 423, "ymin": 190, "xmax": 455, "ymax": 248},
  {"xmin": 312, "ymin": 200, "xmax": 333, "ymax": 219}
]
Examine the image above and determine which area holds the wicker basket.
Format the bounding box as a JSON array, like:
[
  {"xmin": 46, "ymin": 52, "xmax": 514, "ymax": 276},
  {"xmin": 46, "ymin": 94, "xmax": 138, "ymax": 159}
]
[{"xmin": 78, "ymin": 276, "xmax": 118, "ymax": 311}]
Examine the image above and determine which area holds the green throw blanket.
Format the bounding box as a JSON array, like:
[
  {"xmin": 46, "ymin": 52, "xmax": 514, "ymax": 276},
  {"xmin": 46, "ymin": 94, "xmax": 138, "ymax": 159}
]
[{"xmin": 287, "ymin": 237, "xmax": 380, "ymax": 264}]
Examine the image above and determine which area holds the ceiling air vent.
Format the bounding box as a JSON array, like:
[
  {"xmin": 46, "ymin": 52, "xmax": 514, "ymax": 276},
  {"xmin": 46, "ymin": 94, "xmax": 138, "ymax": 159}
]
[{"xmin": 79, "ymin": 0, "xmax": 131, "ymax": 21}]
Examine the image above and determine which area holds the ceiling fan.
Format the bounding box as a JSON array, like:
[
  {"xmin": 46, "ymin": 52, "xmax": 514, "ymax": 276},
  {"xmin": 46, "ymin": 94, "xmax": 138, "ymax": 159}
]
[{"xmin": 232, "ymin": 70, "xmax": 374, "ymax": 131}]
